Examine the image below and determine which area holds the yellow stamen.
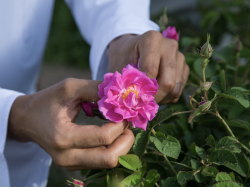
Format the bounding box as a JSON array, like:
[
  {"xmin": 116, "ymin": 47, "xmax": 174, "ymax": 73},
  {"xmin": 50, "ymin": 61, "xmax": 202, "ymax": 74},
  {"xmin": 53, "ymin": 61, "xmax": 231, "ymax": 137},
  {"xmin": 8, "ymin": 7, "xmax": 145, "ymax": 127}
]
[{"xmin": 123, "ymin": 86, "xmax": 139, "ymax": 99}]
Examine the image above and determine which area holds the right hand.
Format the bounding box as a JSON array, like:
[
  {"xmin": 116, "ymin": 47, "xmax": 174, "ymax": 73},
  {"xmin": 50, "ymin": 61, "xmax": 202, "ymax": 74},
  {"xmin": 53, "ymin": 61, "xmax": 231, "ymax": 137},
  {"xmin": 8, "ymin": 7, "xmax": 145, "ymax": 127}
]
[{"xmin": 8, "ymin": 78, "xmax": 135, "ymax": 170}]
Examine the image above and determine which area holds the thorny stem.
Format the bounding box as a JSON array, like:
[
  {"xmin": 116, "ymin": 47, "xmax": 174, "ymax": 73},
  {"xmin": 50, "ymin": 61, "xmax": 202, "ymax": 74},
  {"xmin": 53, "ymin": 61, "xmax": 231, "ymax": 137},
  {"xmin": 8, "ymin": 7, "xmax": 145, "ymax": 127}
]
[{"xmin": 151, "ymin": 129, "xmax": 177, "ymax": 176}]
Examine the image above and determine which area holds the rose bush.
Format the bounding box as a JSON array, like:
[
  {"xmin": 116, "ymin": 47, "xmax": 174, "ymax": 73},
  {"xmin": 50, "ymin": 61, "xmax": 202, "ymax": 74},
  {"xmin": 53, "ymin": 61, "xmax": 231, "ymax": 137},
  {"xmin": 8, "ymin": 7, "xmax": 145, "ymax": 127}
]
[{"xmin": 70, "ymin": 2, "xmax": 250, "ymax": 187}]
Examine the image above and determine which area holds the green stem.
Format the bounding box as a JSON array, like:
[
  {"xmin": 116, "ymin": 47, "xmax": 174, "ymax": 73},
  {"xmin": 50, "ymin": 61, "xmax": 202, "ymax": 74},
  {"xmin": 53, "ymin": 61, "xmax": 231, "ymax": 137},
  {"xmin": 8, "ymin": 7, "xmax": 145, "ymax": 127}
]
[
  {"xmin": 163, "ymin": 155, "xmax": 178, "ymax": 176},
  {"xmin": 234, "ymin": 52, "xmax": 240, "ymax": 86},
  {"xmin": 202, "ymin": 58, "xmax": 209, "ymax": 100},
  {"xmin": 172, "ymin": 110, "xmax": 193, "ymax": 116},
  {"xmin": 151, "ymin": 129, "xmax": 178, "ymax": 176},
  {"xmin": 83, "ymin": 171, "xmax": 107, "ymax": 182},
  {"xmin": 155, "ymin": 183, "xmax": 160, "ymax": 187},
  {"xmin": 210, "ymin": 111, "xmax": 250, "ymax": 154}
]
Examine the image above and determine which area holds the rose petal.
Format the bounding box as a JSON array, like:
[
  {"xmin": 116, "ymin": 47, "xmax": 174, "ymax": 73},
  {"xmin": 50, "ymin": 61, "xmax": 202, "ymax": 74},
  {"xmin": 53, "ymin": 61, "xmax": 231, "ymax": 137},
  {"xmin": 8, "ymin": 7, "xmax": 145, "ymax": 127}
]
[
  {"xmin": 132, "ymin": 114, "xmax": 148, "ymax": 131},
  {"xmin": 114, "ymin": 106, "xmax": 137, "ymax": 119},
  {"xmin": 98, "ymin": 97, "xmax": 123, "ymax": 122}
]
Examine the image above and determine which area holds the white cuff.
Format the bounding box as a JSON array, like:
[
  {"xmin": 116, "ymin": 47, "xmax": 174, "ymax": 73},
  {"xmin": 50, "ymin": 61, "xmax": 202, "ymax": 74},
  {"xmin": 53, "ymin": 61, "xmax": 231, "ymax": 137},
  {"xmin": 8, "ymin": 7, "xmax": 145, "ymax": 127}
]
[{"xmin": 0, "ymin": 89, "xmax": 24, "ymax": 153}]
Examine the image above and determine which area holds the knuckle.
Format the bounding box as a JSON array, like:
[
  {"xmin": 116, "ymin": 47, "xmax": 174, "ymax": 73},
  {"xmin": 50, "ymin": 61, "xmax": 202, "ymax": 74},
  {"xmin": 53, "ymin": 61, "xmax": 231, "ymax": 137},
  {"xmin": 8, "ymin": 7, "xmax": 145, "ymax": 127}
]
[
  {"xmin": 59, "ymin": 78, "xmax": 75, "ymax": 93},
  {"xmin": 54, "ymin": 156, "xmax": 66, "ymax": 167},
  {"xmin": 99, "ymin": 130, "xmax": 114, "ymax": 145},
  {"xmin": 161, "ymin": 80, "xmax": 175, "ymax": 93},
  {"xmin": 52, "ymin": 136, "xmax": 70, "ymax": 150},
  {"xmin": 169, "ymin": 39, "xmax": 179, "ymax": 50},
  {"xmin": 104, "ymin": 152, "xmax": 118, "ymax": 168},
  {"xmin": 144, "ymin": 30, "xmax": 162, "ymax": 41}
]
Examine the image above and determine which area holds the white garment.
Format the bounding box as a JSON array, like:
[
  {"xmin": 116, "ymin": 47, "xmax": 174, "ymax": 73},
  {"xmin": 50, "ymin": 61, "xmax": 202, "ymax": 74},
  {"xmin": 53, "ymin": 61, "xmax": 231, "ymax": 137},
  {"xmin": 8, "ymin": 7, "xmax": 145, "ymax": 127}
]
[{"xmin": 0, "ymin": 0, "xmax": 158, "ymax": 186}]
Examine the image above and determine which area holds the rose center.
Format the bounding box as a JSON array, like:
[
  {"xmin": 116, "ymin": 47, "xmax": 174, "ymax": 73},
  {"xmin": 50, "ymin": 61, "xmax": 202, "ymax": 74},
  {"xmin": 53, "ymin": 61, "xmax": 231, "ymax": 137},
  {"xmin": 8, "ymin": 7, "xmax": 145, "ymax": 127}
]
[{"xmin": 123, "ymin": 86, "xmax": 139, "ymax": 99}]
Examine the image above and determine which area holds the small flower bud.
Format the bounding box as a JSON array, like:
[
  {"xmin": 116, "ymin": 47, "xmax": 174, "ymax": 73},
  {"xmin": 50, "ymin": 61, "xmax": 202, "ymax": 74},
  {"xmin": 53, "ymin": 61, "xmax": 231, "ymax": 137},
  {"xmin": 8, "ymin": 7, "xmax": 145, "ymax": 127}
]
[
  {"xmin": 200, "ymin": 81, "xmax": 213, "ymax": 92},
  {"xmin": 199, "ymin": 101, "xmax": 211, "ymax": 112},
  {"xmin": 233, "ymin": 37, "xmax": 242, "ymax": 53},
  {"xmin": 199, "ymin": 34, "xmax": 213, "ymax": 59},
  {"xmin": 195, "ymin": 88, "xmax": 202, "ymax": 94},
  {"xmin": 81, "ymin": 102, "xmax": 98, "ymax": 117},
  {"xmin": 158, "ymin": 7, "xmax": 168, "ymax": 31}
]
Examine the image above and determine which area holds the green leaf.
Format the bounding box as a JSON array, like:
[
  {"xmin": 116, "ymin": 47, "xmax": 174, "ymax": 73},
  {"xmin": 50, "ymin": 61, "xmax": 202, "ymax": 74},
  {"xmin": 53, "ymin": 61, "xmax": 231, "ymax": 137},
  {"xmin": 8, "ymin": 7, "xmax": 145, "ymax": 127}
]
[
  {"xmin": 119, "ymin": 154, "xmax": 140, "ymax": 171},
  {"xmin": 216, "ymin": 172, "xmax": 232, "ymax": 182},
  {"xmin": 201, "ymin": 166, "xmax": 219, "ymax": 177},
  {"xmin": 212, "ymin": 181, "xmax": 241, "ymax": 187},
  {"xmin": 189, "ymin": 142, "xmax": 198, "ymax": 157},
  {"xmin": 191, "ymin": 159, "xmax": 207, "ymax": 183},
  {"xmin": 133, "ymin": 130, "xmax": 150, "ymax": 158},
  {"xmin": 220, "ymin": 70, "xmax": 226, "ymax": 93},
  {"xmin": 144, "ymin": 170, "xmax": 160, "ymax": 187},
  {"xmin": 228, "ymin": 172, "xmax": 235, "ymax": 181},
  {"xmin": 120, "ymin": 172, "xmax": 143, "ymax": 187},
  {"xmin": 195, "ymin": 146, "xmax": 208, "ymax": 160},
  {"xmin": 228, "ymin": 103, "xmax": 246, "ymax": 120},
  {"xmin": 194, "ymin": 58, "xmax": 216, "ymax": 78},
  {"xmin": 219, "ymin": 89, "xmax": 250, "ymax": 108},
  {"xmin": 224, "ymin": 153, "xmax": 250, "ymax": 177},
  {"xmin": 211, "ymin": 75, "xmax": 223, "ymax": 94},
  {"xmin": 206, "ymin": 135, "xmax": 216, "ymax": 147},
  {"xmin": 150, "ymin": 135, "xmax": 181, "ymax": 159},
  {"xmin": 216, "ymin": 136, "xmax": 241, "ymax": 153},
  {"xmin": 162, "ymin": 177, "xmax": 180, "ymax": 187},
  {"xmin": 231, "ymin": 87, "xmax": 250, "ymax": 95},
  {"xmin": 241, "ymin": 47, "xmax": 250, "ymax": 58},
  {"xmin": 138, "ymin": 159, "xmax": 147, "ymax": 178},
  {"xmin": 177, "ymin": 171, "xmax": 193, "ymax": 185},
  {"xmin": 209, "ymin": 149, "xmax": 237, "ymax": 165},
  {"xmin": 107, "ymin": 171, "xmax": 120, "ymax": 187},
  {"xmin": 227, "ymin": 119, "xmax": 250, "ymax": 132},
  {"xmin": 150, "ymin": 107, "xmax": 177, "ymax": 127}
]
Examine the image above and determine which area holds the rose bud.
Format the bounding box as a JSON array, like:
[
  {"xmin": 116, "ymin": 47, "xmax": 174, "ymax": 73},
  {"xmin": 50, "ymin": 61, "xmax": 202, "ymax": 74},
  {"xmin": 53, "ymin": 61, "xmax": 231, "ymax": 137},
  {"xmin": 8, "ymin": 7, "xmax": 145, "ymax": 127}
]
[
  {"xmin": 199, "ymin": 101, "xmax": 211, "ymax": 112},
  {"xmin": 162, "ymin": 26, "xmax": 179, "ymax": 41},
  {"xmin": 200, "ymin": 81, "xmax": 213, "ymax": 92},
  {"xmin": 200, "ymin": 34, "xmax": 213, "ymax": 59},
  {"xmin": 81, "ymin": 102, "xmax": 98, "ymax": 117}
]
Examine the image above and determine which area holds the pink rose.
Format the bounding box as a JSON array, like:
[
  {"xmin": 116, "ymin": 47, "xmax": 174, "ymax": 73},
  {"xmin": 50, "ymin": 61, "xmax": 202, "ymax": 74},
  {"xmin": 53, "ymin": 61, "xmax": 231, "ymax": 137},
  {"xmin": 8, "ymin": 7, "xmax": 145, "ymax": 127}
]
[
  {"xmin": 98, "ymin": 64, "xmax": 159, "ymax": 130},
  {"xmin": 162, "ymin": 26, "xmax": 179, "ymax": 41},
  {"xmin": 81, "ymin": 102, "xmax": 98, "ymax": 117}
]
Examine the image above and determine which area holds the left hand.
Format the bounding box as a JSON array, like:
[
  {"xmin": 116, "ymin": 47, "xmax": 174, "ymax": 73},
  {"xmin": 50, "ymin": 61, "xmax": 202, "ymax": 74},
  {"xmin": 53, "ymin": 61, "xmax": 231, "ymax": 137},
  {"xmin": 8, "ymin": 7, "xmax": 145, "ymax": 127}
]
[{"xmin": 107, "ymin": 31, "xmax": 190, "ymax": 105}]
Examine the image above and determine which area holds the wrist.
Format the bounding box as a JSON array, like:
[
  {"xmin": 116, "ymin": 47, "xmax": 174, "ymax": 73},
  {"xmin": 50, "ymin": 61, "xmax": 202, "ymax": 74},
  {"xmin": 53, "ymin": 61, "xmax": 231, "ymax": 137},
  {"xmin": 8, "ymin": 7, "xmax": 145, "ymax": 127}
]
[{"xmin": 8, "ymin": 95, "xmax": 32, "ymax": 142}]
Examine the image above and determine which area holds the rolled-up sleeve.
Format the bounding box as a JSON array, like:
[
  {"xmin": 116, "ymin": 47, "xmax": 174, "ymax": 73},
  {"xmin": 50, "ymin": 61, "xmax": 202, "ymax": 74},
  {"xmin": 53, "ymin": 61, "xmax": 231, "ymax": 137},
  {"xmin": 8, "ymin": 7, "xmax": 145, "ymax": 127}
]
[{"xmin": 65, "ymin": 0, "xmax": 159, "ymax": 80}]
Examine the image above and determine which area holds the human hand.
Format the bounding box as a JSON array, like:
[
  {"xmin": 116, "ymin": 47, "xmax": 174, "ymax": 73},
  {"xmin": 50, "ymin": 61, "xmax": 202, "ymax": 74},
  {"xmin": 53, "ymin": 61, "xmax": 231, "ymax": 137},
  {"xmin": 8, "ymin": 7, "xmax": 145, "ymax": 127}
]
[
  {"xmin": 108, "ymin": 31, "xmax": 190, "ymax": 105},
  {"xmin": 8, "ymin": 78, "xmax": 135, "ymax": 170}
]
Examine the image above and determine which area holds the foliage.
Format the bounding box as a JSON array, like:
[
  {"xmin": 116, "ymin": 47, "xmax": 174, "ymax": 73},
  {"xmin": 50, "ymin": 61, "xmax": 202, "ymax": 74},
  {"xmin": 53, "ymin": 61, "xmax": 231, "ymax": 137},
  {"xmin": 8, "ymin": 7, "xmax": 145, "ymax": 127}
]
[{"xmin": 57, "ymin": 0, "xmax": 250, "ymax": 187}]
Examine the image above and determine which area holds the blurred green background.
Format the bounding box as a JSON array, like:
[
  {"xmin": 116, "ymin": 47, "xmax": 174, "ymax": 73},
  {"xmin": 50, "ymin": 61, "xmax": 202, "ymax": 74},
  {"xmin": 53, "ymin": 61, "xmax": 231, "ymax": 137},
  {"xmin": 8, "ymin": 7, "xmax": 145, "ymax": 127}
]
[
  {"xmin": 45, "ymin": 0, "xmax": 249, "ymax": 186},
  {"xmin": 44, "ymin": 0, "xmax": 90, "ymax": 70}
]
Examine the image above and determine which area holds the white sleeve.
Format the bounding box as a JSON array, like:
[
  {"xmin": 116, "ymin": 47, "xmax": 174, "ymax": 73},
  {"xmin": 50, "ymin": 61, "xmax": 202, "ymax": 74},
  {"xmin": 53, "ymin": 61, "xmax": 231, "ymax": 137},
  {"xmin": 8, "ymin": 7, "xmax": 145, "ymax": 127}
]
[
  {"xmin": 65, "ymin": 0, "xmax": 159, "ymax": 80},
  {"xmin": 0, "ymin": 88, "xmax": 24, "ymax": 186}
]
